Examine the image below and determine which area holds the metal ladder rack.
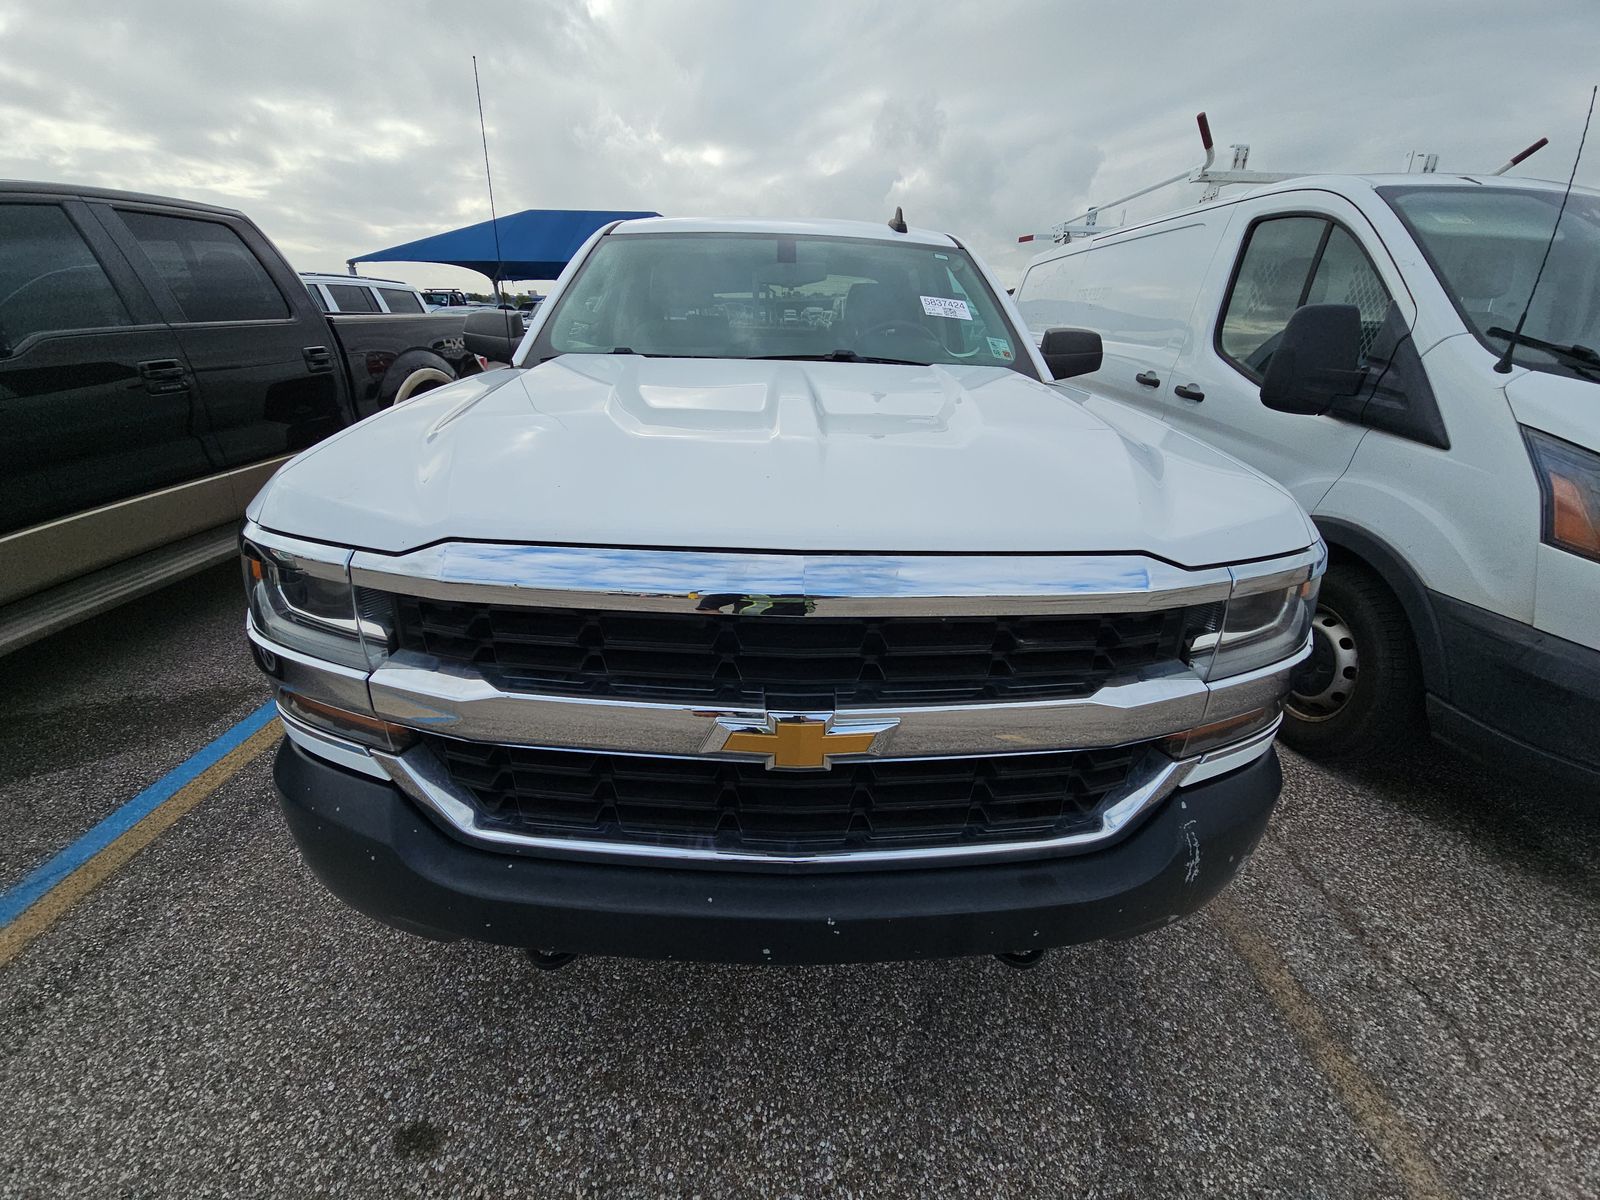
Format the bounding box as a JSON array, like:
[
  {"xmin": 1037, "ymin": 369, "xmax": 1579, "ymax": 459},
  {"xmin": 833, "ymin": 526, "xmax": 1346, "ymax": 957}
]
[{"xmin": 1018, "ymin": 113, "xmax": 1550, "ymax": 246}]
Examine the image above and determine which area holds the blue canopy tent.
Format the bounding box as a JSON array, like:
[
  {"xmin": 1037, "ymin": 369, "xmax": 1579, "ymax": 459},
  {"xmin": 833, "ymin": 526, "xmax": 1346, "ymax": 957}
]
[{"xmin": 348, "ymin": 208, "xmax": 659, "ymax": 285}]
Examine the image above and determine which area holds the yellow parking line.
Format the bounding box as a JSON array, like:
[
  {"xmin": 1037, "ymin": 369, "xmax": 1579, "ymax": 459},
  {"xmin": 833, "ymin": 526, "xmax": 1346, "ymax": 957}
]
[
  {"xmin": 0, "ymin": 723, "xmax": 281, "ymax": 968},
  {"xmin": 1210, "ymin": 897, "xmax": 1454, "ymax": 1200}
]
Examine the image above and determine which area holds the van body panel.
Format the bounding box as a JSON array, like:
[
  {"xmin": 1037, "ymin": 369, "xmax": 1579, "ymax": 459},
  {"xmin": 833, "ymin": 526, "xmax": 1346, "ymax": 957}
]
[
  {"xmin": 1534, "ymin": 543, "xmax": 1600, "ymax": 651},
  {"xmin": 1319, "ymin": 333, "xmax": 1541, "ymax": 623},
  {"xmin": 1503, "ymin": 370, "xmax": 1600, "ymax": 461},
  {"xmin": 1161, "ymin": 190, "xmax": 1414, "ymax": 513},
  {"xmin": 1015, "ymin": 216, "xmax": 1229, "ymax": 409}
]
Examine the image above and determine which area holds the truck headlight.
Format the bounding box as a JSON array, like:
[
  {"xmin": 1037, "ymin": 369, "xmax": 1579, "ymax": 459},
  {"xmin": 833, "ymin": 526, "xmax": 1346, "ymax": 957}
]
[
  {"xmin": 1525, "ymin": 427, "xmax": 1600, "ymax": 564},
  {"xmin": 1189, "ymin": 577, "xmax": 1319, "ymax": 681},
  {"xmin": 243, "ymin": 539, "xmax": 385, "ymax": 670}
]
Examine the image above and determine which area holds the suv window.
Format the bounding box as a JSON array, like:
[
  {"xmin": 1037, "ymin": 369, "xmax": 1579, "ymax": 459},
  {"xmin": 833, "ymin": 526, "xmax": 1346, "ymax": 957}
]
[
  {"xmin": 119, "ymin": 211, "xmax": 288, "ymax": 323},
  {"xmin": 378, "ymin": 287, "xmax": 424, "ymax": 314},
  {"xmin": 0, "ymin": 204, "xmax": 131, "ymax": 349},
  {"xmin": 1218, "ymin": 216, "xmax": 1394, "ymax": 378},
  {"xmin": 326, "ymin": 284, "xmax": 378, "ymax": 313}
]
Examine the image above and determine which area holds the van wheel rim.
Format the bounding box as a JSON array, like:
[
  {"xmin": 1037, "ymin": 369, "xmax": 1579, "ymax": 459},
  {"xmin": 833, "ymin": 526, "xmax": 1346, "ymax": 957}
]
[{"xmin": 1287, "ymin": 606, "xmax": 1358, "ymax": 723}]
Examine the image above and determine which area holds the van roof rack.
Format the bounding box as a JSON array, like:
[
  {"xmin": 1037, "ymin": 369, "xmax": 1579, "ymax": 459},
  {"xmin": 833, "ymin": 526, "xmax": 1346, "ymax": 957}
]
[{"xmin": 1017, "ymin": 113, "xmax": 1551, "ymax": 246}]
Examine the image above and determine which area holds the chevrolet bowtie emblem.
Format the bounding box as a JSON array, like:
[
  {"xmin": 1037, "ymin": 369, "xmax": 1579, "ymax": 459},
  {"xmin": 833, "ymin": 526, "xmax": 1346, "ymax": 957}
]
[{"xmin": 706, "ymin": 713, "xmax": 899, "ymax": 771}]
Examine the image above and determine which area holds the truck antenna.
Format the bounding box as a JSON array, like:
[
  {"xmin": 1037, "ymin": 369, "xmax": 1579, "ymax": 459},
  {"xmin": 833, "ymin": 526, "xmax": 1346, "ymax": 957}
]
[
  {"xmin": 1494, "ymin": 86, "xmax": 1595, "ymax": 374},
  {"xmin": 473, "ymin": 55, "xmax": 505, "ymax": 304},
  {"xmin": 888, "ymin": 206, "xmax": 908, "ymax": 234}
]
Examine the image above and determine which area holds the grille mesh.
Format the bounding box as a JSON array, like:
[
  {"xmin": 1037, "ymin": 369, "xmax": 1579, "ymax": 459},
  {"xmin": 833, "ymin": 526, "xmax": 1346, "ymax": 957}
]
[
  {"xmin": 393, "ymin": 600, "xmax": 1192, "ymax": 706},
  {"xmin": 425, "ymin": 737, "xmax": 1144, "ymax": 853}
]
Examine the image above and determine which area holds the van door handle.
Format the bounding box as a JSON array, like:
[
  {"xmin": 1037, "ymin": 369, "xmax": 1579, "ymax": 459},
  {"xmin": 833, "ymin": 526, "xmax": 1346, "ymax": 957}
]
[
  {"xmin": 1173, "ymin": 384, "xmax": 1206, "ymax": 402},
  {"xmin": 303, "ymin": 345, "xmax": 334, "ymax": 373},
  {"xmin": 1135, "ymin": 371, "xmax": 1161, "ymax": 388}
]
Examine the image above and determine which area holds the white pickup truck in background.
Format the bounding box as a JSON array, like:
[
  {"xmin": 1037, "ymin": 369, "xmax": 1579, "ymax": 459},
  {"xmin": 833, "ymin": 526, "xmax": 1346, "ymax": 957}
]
[{"xmin": 244, "ymin": 214, "xmax": 1323, "ymax": 967}]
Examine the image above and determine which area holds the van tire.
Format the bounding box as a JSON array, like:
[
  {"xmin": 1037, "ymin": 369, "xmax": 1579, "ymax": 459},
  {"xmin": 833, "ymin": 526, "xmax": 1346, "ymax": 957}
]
[
  {"xmin": 1280, "ymin": 561, "xmax": 1423, "ymax": 762},
  {"xmin": 383, "ymin": 351, "xmax": 457, "ymax": 407}
]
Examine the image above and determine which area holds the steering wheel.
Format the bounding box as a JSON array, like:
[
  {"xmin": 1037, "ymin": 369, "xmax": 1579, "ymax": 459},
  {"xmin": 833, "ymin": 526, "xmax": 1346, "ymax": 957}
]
[{"xmin": 856, "ymin": 319, "xmax": 945, "ymax": 351}]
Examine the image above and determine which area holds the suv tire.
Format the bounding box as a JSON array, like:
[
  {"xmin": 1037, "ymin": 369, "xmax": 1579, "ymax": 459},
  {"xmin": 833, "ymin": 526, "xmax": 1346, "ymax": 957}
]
[{"xmin": 1280, "ymin": 561, "xmax": 1423, "ymax": 761}]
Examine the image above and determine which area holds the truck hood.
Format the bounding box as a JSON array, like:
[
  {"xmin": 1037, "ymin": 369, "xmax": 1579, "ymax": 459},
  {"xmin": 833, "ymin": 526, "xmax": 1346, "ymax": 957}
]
[
  {"xmin": 251, "ymin": 357, "xmax": 1314, "ymax": 567},
  {"xmin": 1503, "ymin": 368, "xmax": 1600, "ymax": 451}
]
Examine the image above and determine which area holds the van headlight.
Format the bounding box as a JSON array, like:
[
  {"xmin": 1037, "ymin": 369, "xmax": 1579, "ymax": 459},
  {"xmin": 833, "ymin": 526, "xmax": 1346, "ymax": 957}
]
[
  {"xmin": 242, "ymin": 539, "xmax": 387, "ymax": 670},
  {"xmin": 1525, "ymin": 427, "xmax": 1600, "ymax": 563},
  {"xmin": 1189, "ymin": 577, "xmax": 1319, "ymax": 681}
]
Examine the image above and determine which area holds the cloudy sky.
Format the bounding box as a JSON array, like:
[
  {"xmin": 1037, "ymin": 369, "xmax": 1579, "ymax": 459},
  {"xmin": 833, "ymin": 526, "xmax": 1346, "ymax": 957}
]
[{"xmin": 2, "ymin": 0, "xmax": 1596, "ymax": 292}]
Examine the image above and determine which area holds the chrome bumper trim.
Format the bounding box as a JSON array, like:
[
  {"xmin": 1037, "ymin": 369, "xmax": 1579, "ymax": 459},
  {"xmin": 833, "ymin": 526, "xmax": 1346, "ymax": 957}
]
[
  {"xmin": 276, "ymin": 703, "xmax": 389, "ymax": 780},
  {"xmin": 363, "ymin": 644, "xmax": 1306, "ymax": 760},
  {"xmin": 1181, "ymin": 716, "xmax": 1283, "ymax": 786},
  {"xmin": 369, "ymin": 740, "xmax": 1201, "ymax": 871},
  {"xmin": 344, "ymin": 542, "xmax": 1260, "ymax": 617},
  {"xmin": 247, "ymin": 617, "xmax": 373, "ymax": 714}
]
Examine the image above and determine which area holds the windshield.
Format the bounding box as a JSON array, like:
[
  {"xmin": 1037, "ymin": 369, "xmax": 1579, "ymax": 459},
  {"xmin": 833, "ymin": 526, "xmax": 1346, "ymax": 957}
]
[
  {"xmin": 1381, "ymin": 185, "xmax": 1600, "ymax": 382},
  {"xmin": 532, "ymin": 232, "xmax": 1033, "ymax": 376}
]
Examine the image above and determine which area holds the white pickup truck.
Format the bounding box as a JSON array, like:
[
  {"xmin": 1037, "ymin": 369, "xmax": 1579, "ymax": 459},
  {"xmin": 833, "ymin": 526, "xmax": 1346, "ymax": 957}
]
[{"xmin": 246, "ymin": 216, "xmax": 1323, "ymax": 967}]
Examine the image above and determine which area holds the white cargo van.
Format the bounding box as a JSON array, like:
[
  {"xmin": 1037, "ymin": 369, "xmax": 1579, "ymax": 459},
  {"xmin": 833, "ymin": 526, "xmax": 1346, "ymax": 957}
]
[{"xmin": 1016, "ymin": 175, "xmax": 1600, "ymax": 788}]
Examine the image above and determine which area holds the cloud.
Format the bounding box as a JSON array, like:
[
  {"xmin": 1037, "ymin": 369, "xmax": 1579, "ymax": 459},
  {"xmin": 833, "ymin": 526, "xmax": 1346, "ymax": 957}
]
[{"xmin": 1, "ymin": 0, "xmax": 1596, "ymax": 290}]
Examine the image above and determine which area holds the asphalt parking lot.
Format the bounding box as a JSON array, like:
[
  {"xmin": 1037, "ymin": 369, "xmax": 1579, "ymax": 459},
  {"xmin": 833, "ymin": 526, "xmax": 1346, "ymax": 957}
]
[{"xmin": 1, "ymin": 564, "xmax": 1596, "ymax": 1199}]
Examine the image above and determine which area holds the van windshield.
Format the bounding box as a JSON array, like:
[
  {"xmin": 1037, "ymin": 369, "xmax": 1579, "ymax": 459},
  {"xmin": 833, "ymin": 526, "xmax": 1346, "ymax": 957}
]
[
  {"xmin": 1380, "ymin": 185, "xmax": 1600, "ymax": 383},
  {"xmin": 533, "ymin": 232, "xmax": 1033, "ymax": 376}
]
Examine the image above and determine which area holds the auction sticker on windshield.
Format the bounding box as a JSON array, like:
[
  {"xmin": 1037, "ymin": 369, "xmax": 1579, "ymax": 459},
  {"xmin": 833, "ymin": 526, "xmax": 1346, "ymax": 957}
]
[
  {"xmin": 986, "ymin": 336, "xmax": 1014, "ymax": 361},
  {"xmin": 921, "ymin": 295, "xmax": 972, "ymax": 320}
]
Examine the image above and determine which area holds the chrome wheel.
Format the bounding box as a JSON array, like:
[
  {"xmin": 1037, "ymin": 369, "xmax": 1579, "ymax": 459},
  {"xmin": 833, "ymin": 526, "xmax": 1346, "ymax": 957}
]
[{"xmin": 1288, "ymin": 605, "xmax": 1359, "ymax": 722}]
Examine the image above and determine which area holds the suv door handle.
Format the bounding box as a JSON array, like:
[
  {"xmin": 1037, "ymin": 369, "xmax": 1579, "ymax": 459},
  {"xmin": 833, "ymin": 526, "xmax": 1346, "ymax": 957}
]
[
  {"xmin": 138, "ymin": 358, "xmax": 190, "ymax": 395},
  {"xmin": 1173, "ymin": 384, "xmax": 1206, "ymax": 402},
  {"xmin": 303, "ymin": 345, "xmax": 334, "ymax": 373},
  {"xmin": 1135, "ymin": 371, "xmax": 1161, "ymax": 388}
]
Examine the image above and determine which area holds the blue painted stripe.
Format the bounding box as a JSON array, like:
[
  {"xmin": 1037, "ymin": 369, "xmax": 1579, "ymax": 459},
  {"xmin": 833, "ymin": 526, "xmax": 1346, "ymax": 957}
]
[{"xmin": 0, "ymin": 699, "xmax": 278, "ymax": 928}]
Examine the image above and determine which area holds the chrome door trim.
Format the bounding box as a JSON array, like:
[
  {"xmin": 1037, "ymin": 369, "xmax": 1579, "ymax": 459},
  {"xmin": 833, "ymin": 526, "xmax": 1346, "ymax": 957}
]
[
  {"xmin": 346, "ymin": 542, "xmax": 1253, "ymax": 616},
  {"xmin": 369, "ymin": 739, "xmax": 1200, "ymax": 872}
]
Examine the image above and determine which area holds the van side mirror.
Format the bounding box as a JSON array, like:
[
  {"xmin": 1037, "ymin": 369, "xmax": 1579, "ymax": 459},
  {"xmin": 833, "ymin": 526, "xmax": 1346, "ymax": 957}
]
[
  {"xmin": 1259, "ymin": 304, "xmax": 1366, "ymax": 415},
  {"xmin": 463, "ymin": 309, "xmax": 526, "ymax": 364},
  {"xmin": 1039, "ymin": 327, "xmax": 1103, "ymax": 380}
]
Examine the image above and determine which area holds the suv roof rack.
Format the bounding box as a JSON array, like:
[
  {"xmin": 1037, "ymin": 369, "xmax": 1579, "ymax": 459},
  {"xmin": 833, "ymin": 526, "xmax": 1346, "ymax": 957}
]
[{"xmin": 1017, "ymin": 113, "xmax": 1551, "ymax": 246}]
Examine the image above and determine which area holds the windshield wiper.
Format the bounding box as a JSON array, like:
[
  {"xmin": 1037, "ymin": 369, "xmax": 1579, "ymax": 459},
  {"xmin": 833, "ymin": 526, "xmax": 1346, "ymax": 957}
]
[
  {"xmin": 751, "ymin": 350, "xmax": 928, "ymax": 366},
  {"xmin": 1485, "ymin": 327, "xmax": 1600, "ymax": 369}
]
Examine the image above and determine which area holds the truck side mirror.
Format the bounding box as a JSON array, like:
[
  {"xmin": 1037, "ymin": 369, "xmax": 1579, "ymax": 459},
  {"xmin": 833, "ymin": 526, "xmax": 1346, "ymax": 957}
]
[
  {"xmin": 1259, "ymin": 304, "xmax": 1365, "ymax": 415},
  {"xmin": 1039, "ymin": 327, "xmax": 1103, "ymax": 380},
  {"xmin": 462, "ymin": 309, "xmax": 526, "ymax": 364}
]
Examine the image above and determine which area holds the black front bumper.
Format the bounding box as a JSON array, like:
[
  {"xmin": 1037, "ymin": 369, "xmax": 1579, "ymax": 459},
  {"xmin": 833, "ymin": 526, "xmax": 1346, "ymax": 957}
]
[
  {"xmin": 274, "ymin": 740, "xmax": 1281, "ymax": 965},
  {"xmin": 1430, "ymin": 593, "xmax": 1600, "ymax": 790}
]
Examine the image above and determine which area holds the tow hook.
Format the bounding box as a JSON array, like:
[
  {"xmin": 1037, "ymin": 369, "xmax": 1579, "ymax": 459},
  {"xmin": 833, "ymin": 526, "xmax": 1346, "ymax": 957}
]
[
  {"xmin": 995, "ymin": 949, "xmax": 1045, "ymax": 970},
  {"xmin": 525, "ymin": 949, "xmax": 578, "ymax": 971}
]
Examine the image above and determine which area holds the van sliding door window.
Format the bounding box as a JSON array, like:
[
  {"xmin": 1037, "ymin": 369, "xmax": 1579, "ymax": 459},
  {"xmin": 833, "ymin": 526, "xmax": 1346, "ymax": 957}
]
[
  {"xmin": 118, "ymin": 211, "xmax": 289, "ymax": 323},
  {"xmin": 0, "ymin": 204, "xmax": 132, "ymax": 350},
  {"xmin": 1218, "ymin": 217, "xmax": 1394, "ymax": 380}
]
